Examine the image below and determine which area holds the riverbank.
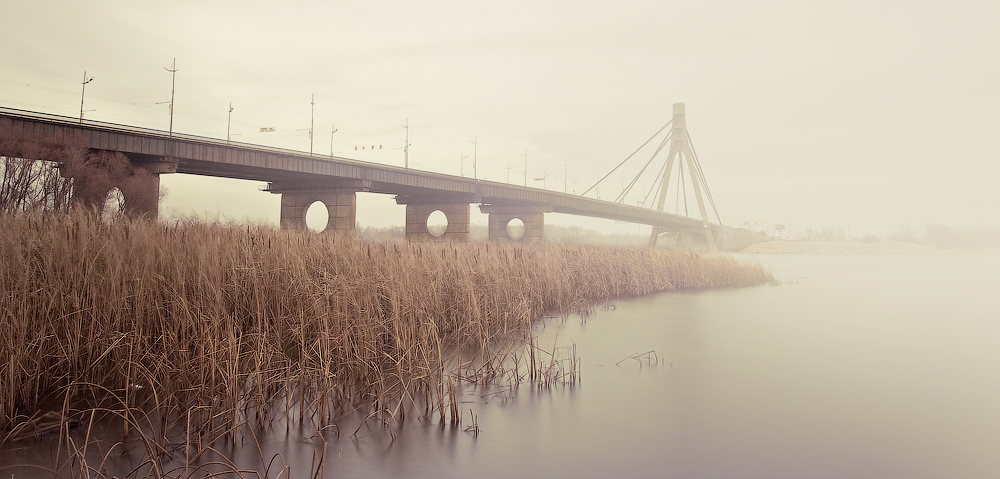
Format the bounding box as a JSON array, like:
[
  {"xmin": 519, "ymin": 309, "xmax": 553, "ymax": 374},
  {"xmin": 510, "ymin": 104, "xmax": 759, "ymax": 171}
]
[{"xmin": 1, "ymin": 211, "xmax": 776, "ymax": 444}]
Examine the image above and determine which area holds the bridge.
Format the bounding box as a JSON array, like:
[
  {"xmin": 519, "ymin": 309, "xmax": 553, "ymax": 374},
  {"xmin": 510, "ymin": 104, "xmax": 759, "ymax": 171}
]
[{"xmin": 0, "ymin": 105, "xmax": 722, "ymax": 248}]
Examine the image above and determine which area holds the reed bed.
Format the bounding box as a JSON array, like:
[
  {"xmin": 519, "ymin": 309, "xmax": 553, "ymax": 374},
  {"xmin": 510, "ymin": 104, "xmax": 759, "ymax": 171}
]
[{"xmin": 0, "ymin": 210, "xmax": 775, "ymax": 445}]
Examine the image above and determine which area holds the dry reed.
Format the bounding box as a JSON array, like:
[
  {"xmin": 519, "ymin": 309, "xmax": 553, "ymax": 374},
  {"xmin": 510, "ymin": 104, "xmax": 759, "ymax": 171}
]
[{"xmin": 0, "ymin": 210, "xmax": 776, "ymax": 447}]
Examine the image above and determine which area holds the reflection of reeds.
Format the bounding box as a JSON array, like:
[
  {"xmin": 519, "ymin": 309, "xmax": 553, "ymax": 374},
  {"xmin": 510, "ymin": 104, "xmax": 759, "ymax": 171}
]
[{"xmin": 0, "ymin": 211, "xmax": 775, "ymax": 464}]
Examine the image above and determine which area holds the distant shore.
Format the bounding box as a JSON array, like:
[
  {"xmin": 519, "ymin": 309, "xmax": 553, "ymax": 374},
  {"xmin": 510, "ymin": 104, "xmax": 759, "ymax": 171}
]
[{"xmin": 739, "ymin": 239, "xmax": 999, "ymax": 255}]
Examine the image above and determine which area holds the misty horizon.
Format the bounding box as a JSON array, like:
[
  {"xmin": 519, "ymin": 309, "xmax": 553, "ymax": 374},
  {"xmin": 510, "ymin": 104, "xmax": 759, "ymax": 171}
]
[{"xmin": 2, "ymin": 1, "xmax": 997, "ymax": 237}]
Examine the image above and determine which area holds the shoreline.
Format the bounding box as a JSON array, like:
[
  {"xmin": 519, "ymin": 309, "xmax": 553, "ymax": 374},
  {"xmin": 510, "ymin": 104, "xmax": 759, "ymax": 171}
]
[{"xmin": 1, "ymin": 211, "xmax": 777, "ymax": 440}]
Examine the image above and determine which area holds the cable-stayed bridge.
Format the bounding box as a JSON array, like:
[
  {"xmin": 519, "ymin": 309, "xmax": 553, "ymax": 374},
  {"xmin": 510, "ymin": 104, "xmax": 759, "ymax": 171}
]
[{"xmin": 0, "ymin": 104, "xmax": 722, "ymax": 249}]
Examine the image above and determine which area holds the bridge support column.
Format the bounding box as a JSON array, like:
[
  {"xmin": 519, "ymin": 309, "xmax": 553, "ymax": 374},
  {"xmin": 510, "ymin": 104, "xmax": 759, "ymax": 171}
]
[
  {"xmin": 395, "ymin": 196, "xmax": 471, "ymax": 242},
  {"xmin": 122, "ymin": 174, "xmax": 160, "ymax": 219},
  {"xmin": 129, "ymin": 159, "xmax": 177, "ymax": 220},
  {"xmin": 275, "ymin": 190, "xmax": 357, "ymax": 234},
  {"xmin": 267, "ymin": 180, "xmax": 371, "ymax": 234},
  {"xmin": 479, "ymin": 204, "xmax": 550, "ymax": 243}
]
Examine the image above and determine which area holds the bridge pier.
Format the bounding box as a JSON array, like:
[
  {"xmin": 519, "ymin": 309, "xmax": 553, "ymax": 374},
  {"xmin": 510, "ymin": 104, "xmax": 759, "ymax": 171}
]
[
  {"xmin": 479, "ymin": 204, "xmax": 550, "ymax": 242},
  {"xmin": 266, "ymin": 180, "xmax": 371, "ymax": 234},
  {"xmin": 57, "ymin": 153, "xmax": 172, "ymax": 219},
  {"xmin": 129, "ymin": 159, "xmax": 177, "ymax": 219},
  {"xmin": 395, "ymin": 196, "xmax": 471, "ymax": 242},
  {"xmin": 275, "ymin": 190, "xmax": 357, "ymax": 233}
]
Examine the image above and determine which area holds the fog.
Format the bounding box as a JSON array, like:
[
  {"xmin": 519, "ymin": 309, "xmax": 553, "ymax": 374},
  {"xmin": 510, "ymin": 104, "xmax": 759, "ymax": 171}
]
[{"xmin": 2, "ymin": 0, "xmax": 998, "ymax": 236}]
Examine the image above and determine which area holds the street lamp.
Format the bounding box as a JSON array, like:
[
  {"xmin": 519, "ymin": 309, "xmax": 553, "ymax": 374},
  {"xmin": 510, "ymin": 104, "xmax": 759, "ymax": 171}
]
[
  {"xmin": 310, "ymin": 93, "xmax": 315, "ymax": 156},
  {"xmin": 79, "ymin": 71, "xmax": 94, "ymax": 122},
  {"xmin": 163, "ymin": 58, "xmax": 177, "ymax": 135},
  {"xmin": 520, "ymin": 149, "xmax": 528, "ymax": 186},
  {"xmin": 534, "ymin": 172, "xmax": 549, "ymax": 190},
  {"xmin": 227, "ymin": 102, "xmax": 234, "ymax": 144},
  {"xmin": 468, "ymin": 136, "xmax": 478, "ymax": 179},
  {"xmin": 402, "ymin": 119, "xmax": 411, "ymax": 168},
  {"xmin": 563, "ymin": 159, "xmax": 568, "ymax": 193},
  {"xmin": 330, "ymin": 124, "xmax": 338, "ymax": 158}
]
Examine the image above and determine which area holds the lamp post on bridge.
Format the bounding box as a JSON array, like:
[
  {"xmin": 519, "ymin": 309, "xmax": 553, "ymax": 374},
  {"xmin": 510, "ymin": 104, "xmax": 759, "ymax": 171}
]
[
  {"xmin": 520, "ymin": 149, "xmax": 527, "ymax": 186},
  {"xmin": 310, "ymin": 94, "xmax": 315, "ymax": 156},
  {"xmin": 330, "ymin": 124, "xmax": 338, "ymax": 158},
  {"xmin": 468, "ymin": 136, "xmax": 478, "ymax": 179},
  {"xmin": 227, "ymin": 102, "xmax": 234, "ymax": 144},
  {"xmin": 163, "ymin": 58, "xmax": 177, "ymax": 136},
  {"xmin": 402, "ymin": 119, "xmax": 411, "ymax": 168},
  {"xmin": 79, "ymin": 71, "xmax": 94, "ymax": 123},
  {"xmin": 534, "ymin": 172, "xmax": 549, "ymax": 190}
]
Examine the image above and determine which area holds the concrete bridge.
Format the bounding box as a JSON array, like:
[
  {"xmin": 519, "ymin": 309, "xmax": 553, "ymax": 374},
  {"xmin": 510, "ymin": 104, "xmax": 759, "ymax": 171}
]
[{"xmin": 0, "ymin": 107, "xmax": 720, "ymax": 243}]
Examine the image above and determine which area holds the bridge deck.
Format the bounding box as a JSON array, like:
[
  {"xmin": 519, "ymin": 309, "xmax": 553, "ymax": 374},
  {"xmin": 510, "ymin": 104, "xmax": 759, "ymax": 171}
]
[{"xmin": 0, "ymin": 107, "xmax": 713, "ymax": 231}]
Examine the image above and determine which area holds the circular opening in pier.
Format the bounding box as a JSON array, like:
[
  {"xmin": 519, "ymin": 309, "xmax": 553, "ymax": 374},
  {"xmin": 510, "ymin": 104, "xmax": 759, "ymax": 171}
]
[
  {"xmin": 102, "ymin": 187, "xmax": 124, "ymax": 221},
  {"xmin": 305, "ymin": 201, "xmax": 329, "ymax": 233},
  {"xmin": 426, "ymin": 210, "xmax": 448, "ymax": 237},
  {"xmin": 506, "ymin": 218, "xmax": 525, "ymax": 240}
]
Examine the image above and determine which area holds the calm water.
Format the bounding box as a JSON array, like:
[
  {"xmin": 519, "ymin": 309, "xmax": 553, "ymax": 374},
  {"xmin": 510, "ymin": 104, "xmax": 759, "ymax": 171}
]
[{"xmin": 5, "ymin": 254, "xmax": 999, "ymax": 478}]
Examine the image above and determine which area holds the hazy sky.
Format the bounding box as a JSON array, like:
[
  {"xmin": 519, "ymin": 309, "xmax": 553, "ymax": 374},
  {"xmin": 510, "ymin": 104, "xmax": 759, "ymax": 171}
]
[{"xmin": 2, "ymin": 0, "xmax": 997, "ymax": 236}]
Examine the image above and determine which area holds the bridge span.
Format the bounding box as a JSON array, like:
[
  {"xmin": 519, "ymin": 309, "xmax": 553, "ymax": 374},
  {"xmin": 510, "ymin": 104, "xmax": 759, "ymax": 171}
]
[{"xmin": 0, "ymin": 107, "xmax": 719, "ymax": 243}]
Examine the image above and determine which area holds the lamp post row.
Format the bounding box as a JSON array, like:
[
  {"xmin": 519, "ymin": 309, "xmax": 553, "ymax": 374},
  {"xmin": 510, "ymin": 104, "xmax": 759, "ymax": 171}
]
[
  {"xmin": 75, "ymin": 64, "xmax": 570, "ymax": 190},
  {"xmin": 78, "ymin": 59, "xmax": 176, "ymax": 133}
]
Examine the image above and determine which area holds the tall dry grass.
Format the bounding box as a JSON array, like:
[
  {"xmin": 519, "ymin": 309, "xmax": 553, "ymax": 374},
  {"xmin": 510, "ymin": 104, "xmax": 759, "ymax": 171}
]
[{"xmin": 0, "ymin": 210, "xmax": 775, "ymax": 442}]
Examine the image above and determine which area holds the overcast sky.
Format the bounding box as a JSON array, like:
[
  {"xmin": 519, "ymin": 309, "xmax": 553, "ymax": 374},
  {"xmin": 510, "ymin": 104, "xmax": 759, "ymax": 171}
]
[{"xmin": 2, "ymin": 0, "xmax": 997, "ymax": 237}]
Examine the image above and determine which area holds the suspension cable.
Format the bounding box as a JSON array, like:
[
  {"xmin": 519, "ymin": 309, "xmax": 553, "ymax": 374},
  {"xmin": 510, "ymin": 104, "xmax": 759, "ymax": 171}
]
[
  {"xmin": 582, "ymin": 119, "xmax": 671, "ymax": 197},
  {"xmin": 677, "ymin": 156, "xmax": 689, "ymax": 216},
  {"xmin": 686, "ymin": 130, "xmax": 723, "ymax": 224},
  {"xmin": 642, "ymin": 152, "xmax": 671, "ymax": 209},
  {"xmin": 614, "ymin": 131, "xmax": 672, "ymax": 203}
]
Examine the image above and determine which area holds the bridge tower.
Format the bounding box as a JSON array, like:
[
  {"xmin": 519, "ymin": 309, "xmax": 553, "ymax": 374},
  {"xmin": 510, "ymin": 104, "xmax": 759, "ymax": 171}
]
[{"xmin": 648, "ymin": 103, "xmax": 718, "ymax": 252}]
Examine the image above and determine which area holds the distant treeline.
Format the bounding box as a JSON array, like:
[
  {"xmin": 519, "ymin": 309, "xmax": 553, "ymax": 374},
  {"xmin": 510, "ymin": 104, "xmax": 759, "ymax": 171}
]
[
  {"xmin": 358, "ymin": 223, "xmax": 650, "ymax": 247},
  {"xmin": 796, "ymin": 227, "xmax": 848, "ymax": 243},
  {"xmin": 791, "ymin": 223, "xmax": 999, "ymax": 249},
  {"xmin": 888, "ymin": 223, "xmax": 1000, "ymax": 249}
]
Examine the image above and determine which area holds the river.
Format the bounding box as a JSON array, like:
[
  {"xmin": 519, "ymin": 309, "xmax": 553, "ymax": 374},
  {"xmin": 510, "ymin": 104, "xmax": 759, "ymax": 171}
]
[
  {"xmin": 318, "ymin": 254, "xmax": 1000, "ymax": 478},
  {"xmin": 4, "ymin": 254, "xmax": 998, "ymax": 478}
]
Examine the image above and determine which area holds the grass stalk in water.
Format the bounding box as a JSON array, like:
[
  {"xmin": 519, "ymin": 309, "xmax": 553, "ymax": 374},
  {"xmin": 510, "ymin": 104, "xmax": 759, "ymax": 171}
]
[{"xmin": 0, "ymin": 210, "xmax": 776, "ymax": 445}]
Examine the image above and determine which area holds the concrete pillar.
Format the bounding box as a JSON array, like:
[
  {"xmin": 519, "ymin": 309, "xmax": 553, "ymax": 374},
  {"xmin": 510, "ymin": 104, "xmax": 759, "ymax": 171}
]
[
  {"xmin": 122, "ymin": 174, "xmax": 160, "ymax": 220},
  {"xmin": 124, "ymin": 158, "xmax": 176, "ymax": 220},
  {"xmin": 278, "ymin": 190, "xmax": 357, "ymax": 234},
  {"xmin": 403, "ymin": 202, "xmax": 470, "ymax": 242},
  {"xmin": 479, "ymin": 204, "xmax": 550, "ymax": 243}
]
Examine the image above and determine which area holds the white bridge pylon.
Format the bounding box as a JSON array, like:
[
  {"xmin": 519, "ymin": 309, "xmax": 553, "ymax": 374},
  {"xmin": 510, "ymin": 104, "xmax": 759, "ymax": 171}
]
[
  {"xmin": 649, "ymin": 103, "xmax": 718, "ymax": 251},
  {"xmin": 584, "ymin": 102, "xmax": 721, "ymax": 252}
]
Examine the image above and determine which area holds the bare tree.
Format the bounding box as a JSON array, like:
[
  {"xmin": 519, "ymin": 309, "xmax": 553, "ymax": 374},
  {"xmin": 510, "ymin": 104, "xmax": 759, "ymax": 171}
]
[{"xmin": 0, "ymin": 130, "xmax": 162, "ymax": 218}]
